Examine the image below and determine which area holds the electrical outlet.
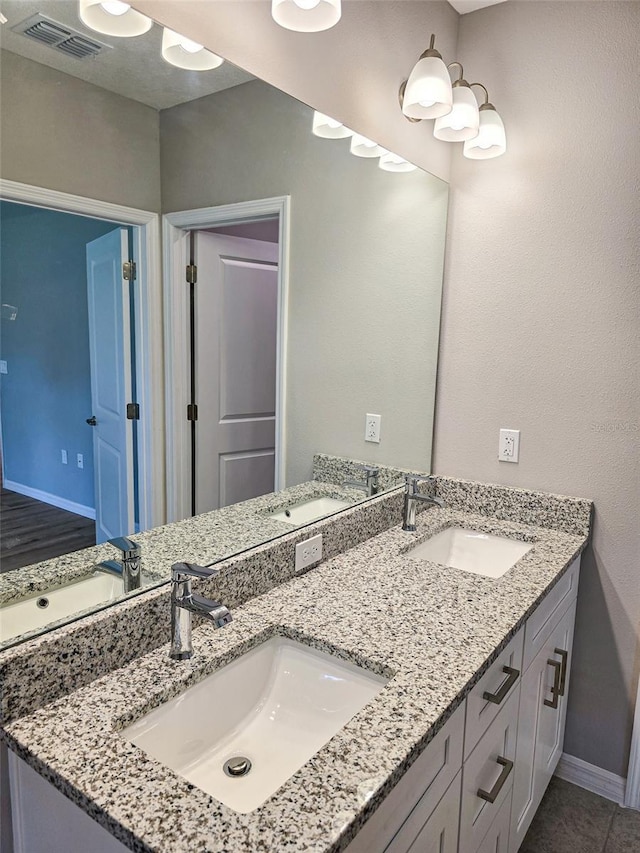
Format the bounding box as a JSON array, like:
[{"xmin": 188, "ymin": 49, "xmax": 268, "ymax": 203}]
[
  {"xmin": 76, "ymin": 453, "xmax": 84, "ymax": 469},
  {"xmin": 498, "ymin": 429, "xmax": 520, "ymax": 463},
  {"xmin": 365, "ymin": 413, "xmax": 381, "ymax": 443},
  {"xmin": 295, "ymin": 533, "xmax": 323, "ymax": 571},
  {"xmin": 61, "ymin": 450, "xmax": 68, "ymax": 465},
  {"xmin": 0, "ymin": 360, "xmax": 7, "ymax": 375}
]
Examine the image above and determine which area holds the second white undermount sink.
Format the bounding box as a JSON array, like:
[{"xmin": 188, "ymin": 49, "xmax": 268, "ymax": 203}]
[
  {"xmin": 121, "ymin": 636, "xmax": 388, "ymax": 814},
  {"xmin": 406, "ymin": 527, "xmax": 533, "ymax": 578},
  {"xmin": 269, "ymin": 496, "xmax": 351, "ymax": 525}
]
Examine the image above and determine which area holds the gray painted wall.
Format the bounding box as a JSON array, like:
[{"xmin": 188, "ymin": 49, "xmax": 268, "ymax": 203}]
[
  {"xmin": 0, "ymin": 51, "xmax": 161, "ymax": 211},
  {"xmin": 437, "ymin": 1, "xmax": 640, "ymax": 778},
  {"xmin": 160, "ymin": 80, "xmax": 448, "ymax": 485}
]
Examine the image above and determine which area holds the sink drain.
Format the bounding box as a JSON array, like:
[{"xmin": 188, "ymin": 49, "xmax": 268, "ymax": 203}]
[
  {"xmin": 36, "ymin": 597, "xmax": 50, "ymax": 609},
  {"xmin": 223, "ymin": 756, "xmax": 252, "ymax": 778}
]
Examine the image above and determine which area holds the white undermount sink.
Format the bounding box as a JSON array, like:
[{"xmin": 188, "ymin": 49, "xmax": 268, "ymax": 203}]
[
  {"xmin": 121, "ymin": 636, "xmax": 388, "ymax": 814},
  {"xmin": 406, "ymin": 527, "xmax": 533, "ymax": 578},
  {"xmin": 269, "ymin": 496, "xmax": 351, "ymax": 525},
  {"xmin": 0, "ymin": 571, "xmax": 124, "ymax": 643}
]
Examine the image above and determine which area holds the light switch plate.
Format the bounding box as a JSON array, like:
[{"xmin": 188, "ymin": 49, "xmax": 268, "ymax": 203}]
[
  {"xmin": 0, "ymin": 360, "xmax": 7, "ymax": 374},
  {"xmin": 499, "ymin": 429, "xmax": 520, "ymax": 462},
  {"xmin": 76, "ymin": 453, "xmax": 84, "ymax": 469}
]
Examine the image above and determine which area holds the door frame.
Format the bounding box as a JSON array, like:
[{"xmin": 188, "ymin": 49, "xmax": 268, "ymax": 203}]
[
  {"xmin": 163, "ymin": 196, "xmax": 290, "ymax": 523},
  {"xmin": 626, "ymin": 677, "xmax": 640, "ymax": 809},
  {"xmin": 0, "ymin": 179, "xmax": 164, "ymax": 531}
]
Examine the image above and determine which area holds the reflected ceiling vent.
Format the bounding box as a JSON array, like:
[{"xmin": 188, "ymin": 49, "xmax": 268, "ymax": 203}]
[{"xmin": 12, "ymin": 13, "xmax": 111, "ymax": 60}]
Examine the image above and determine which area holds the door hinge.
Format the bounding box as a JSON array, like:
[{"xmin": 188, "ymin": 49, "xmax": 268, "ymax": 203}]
[
  {"xmin": 187, "ymin": 403, "xmax": 198, "ymax": 421},
  {"xmin": 126, "ymin": 402, "xmax": 140, "ymax": 420},
  {"xmin": 186, "ymin": 263, "xmax": 197, "ymax": 285},
  {"xmin": 123, "ymin": 260, "xmax": 137, "ymax": 281}
]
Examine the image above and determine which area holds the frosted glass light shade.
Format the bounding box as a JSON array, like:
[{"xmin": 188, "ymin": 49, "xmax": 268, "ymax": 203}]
[
  {"xmin": 402, "ymin": 55, "xmax": 453, "ymax": 120},
  {"xmin": 272, "ymin": 0, "xmax": 341, "ymax": 32},
  {"xmin": 312, "ymin": 111, "xmax": 352, "ymax": 139},
  {"xmin": 78, "ymin": 0, "xmax": 152, "ymax": 36},
  {"xmin": 350, "ymin": 134, "xmax": 385, "ymax": 158},
  {"xmin": 433, "ymin": 84, "xmax": 479, "ymax": 142},
  {"xmin": 379, "ymin": 152, "xmax": 418, "ymax": 173},
  {"xmin": 463, "ymin": 107, "xmax": 506, "ymax": 159},
  {"xmin": 162, "ymin": 28, "xmax": 224, "ymax": 71}
]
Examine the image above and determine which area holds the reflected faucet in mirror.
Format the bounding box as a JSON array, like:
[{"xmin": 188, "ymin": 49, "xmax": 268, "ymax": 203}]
[
  {"xmin": 343, "ymin": 465, "xmax": 380, "ymax": 498},
  {"xmin": 97, "ymin": 537, "xmax": 142, "ymax": 594}
]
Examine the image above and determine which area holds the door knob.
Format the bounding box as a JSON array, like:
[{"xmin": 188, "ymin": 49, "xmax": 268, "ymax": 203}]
[{"xmin": 86, "ymin": 416, "xmax": 97, "ymax": 426}]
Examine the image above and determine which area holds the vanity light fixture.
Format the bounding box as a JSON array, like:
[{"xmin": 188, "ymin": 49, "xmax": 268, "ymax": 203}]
[
  {"xmin": 271, "ymin": 0, "xmax": 341, "ymax": 32},
  {"xmin": 350, "ymin": 134, "xmax": 385, "ymax": 158},
  {"xmin": 400, "ymin": 34, "xmax": 453, "ymax": 120},
  {"xmin": 463, "ymin": 83, "xmax": 507, "ymax": 159},
  {"xmin": 78, "ymin": 0, "xmax": 152, "ymax": 37},
  {"xmin": 433, "ymin": 63, "xmax": 479, "ymax": 142},
  {"xmin": 379, "ymin": 152, "xmax": 418, "ymax": 173},
  {"xmin": 161, "ymin": 28, "xmax": 223, "ymax": 71},
  {"xmin": 312, "ymin": 111, "xmax": 352, "ymax": 139}
]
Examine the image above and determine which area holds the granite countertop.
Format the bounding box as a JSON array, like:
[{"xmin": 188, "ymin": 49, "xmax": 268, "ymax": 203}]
[{"xmin": 3, "ymin": 503, "xmax": 589, "ymax": 853}]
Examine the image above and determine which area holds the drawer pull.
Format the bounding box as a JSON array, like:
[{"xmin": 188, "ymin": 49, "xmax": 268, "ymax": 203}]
[
  {"xmin": 555, "ymin": 647, "xmax": 569, "ymax": 696},
  {"xmin": 477, "ymin": 756, "xmax": 513, "ymax": 804},
  {"xmin": 483, "ymin": 665, "xmax": 520, "ymax": 705},
  {"xmin": 544, "ymin": 658, "xmax": 562, "ymax": 709}
]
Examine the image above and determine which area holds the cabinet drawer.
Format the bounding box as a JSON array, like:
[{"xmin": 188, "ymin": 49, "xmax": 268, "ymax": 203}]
[
  {"xmin": 475, "ymin": 788, "xmax": 512, "ymax": 853},
  {"xmin": 386, "ymin": 771, "xmax": 461, "ymax": 853},
  {"xmin": 465, "ymin": 628, "xmax": 524, "ymax": 759},
  {"xmin": 523, "ymin": 557, "xmax": 580, "ymax": 670},
  {"xmin": 459, "ymin": 690, "xmax": 519, "ymax": 853},
  {"xmin": 345, "ymin": 702, "xmax": 465, "ymax": 853}
]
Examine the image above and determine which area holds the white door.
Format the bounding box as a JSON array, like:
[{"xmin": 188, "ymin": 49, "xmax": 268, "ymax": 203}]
[
  {"xmin": 194, "ymin": 231, "xmax": 279, "ymax": 513},
  {"xmin": 86, "ymin": 229, "xmax": 135, "ymax": 543}
]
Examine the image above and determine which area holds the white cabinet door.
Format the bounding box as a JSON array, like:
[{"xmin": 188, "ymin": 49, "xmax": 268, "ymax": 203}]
[
  {"xmin": 510, "ymin": 599, "xmax": 577, "ymax": 853},
  {"xmin": 387, "ymin": 771, "xmax": 461, "ymax": 853}
]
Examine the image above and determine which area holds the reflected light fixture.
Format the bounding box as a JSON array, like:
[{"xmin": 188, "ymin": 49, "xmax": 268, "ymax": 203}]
[
  {"xmin": 433, "ymin": 62, "xmax": 479, "ymax": 142},
  {"xmin": 78, "ymin": 0, "xmax": 152, "ymax": 36},
  {"xmin": 463, "ymin": 83, "xmax": 506, "ymax": 159},
  {"xmin": 271, "ymin": 0, "xmax": 341, "ymax": 32},
  {"xmin": 379, "ymin": 151, "xmax": 418, "ymax": 173},
  {"xmin": 162, "ymin": 28, "xmax": 224, "ymax": 71},
  {"xmin": 312, "ymin": 111, "xmax": 352, "ymax": 139},
  {"xmin": 400, "ymin": 34, "xmax": 452, "ymax": 120},
  {"xmin": 350, "ymin": 134, "xmax": 385, "ymax": 158}
]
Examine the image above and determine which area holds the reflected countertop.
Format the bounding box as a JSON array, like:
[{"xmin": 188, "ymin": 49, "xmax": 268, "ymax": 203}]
[{"xmin": 2, "ymin": 485, "xmax": 592, "ymax": 853}]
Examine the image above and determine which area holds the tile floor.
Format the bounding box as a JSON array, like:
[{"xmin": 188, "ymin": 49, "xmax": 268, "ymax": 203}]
[{"xmin": 521, "ymin": 778, "xmax": 640, "ymax": 852}]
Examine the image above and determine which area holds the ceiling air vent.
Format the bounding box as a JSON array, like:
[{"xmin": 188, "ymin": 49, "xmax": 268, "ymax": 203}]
[{"xmin": 12, "ymin": 13, "xmax": 111, "ymax": 60}]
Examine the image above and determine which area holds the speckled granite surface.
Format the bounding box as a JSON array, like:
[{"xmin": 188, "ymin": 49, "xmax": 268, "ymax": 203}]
[
  {"xmin": 0, "ymin": 487, "xmax": 407, "ymax": 721},
  {"xmin": 0, "ymin": 480, "xmax": 366, "ymax": 647},
  {"xmin": 313, "ymin": 453, "xmax": 429, "ymax": 492},
  {"xmin": 2, "ymin": 497, "xmax": 590, "ymax": 853}
]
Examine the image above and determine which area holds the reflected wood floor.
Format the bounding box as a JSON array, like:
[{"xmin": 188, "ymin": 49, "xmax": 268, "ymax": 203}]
[{"xmin": 0, "ymin": 488, "xmax": 95, "ymax": 573}]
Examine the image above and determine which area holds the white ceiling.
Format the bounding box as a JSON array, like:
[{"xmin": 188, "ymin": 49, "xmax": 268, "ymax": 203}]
[
  {"xmin": 0, "ymin": 0, "xmax": 253, "ymax": 110},
  {"xmin": 448, "ymin": 0, "xmax": 508, "ymax": 14}
]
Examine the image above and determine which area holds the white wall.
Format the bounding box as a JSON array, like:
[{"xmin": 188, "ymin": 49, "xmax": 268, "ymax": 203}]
[
  {"xmin": 132, "ymin": 0, "xmax": 458, "ymax": 182},
  {"xmin": 437, "ymin": 1, "xmax": 640, "ymax": 778}
]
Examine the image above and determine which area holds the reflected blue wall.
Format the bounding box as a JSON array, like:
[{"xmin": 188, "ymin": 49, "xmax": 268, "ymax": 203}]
[{"xmin": 0, "ymin": 202, "xmax": 127, "ymax": 510}]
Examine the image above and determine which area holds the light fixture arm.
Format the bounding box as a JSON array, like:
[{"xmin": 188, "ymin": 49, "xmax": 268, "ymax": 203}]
[
  {"xmin": 447, "ymin": 61, "xmax": 465, "ymax": 83},
  {"xmin": 419, "ymin": 33, "xmax": 443, "ymax": 60},
  {"xmin": 470, "ymin": 82, "xmax": 494, "ymax": 109}
]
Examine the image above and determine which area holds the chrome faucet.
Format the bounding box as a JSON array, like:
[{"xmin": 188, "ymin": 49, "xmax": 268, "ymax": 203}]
[
  {"xmin": 344, "ymin": 464, "xmax": 380, "ymax": 497},
  {"xmin": 97, "ymin": 536, "xmax": 141, "ymax": 593},
  {"xmin": 402, "ymin": 475, "xmax": 444, "ymax": 532},
  {"xmin": 170, "ymin": 562, "xmax": 232, "ymax": 661}
]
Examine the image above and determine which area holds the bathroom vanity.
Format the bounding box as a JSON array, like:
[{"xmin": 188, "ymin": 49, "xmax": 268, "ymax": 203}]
[{"xmin": 1, "ymin": 477, "xmax": 592, "ymax": 853}]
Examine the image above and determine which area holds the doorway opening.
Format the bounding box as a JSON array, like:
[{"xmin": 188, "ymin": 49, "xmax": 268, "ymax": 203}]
[
  {"xmin": 163, "ymin": 196, "xmax": 290, "ymax": 523},
  {"xmin": 0, "ymin": 181, "xmax": 162, "ymax": 569}
]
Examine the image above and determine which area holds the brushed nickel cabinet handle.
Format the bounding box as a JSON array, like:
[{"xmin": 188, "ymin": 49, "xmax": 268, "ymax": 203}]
[
  {"xmin": 555, "ymin": 647, "xmax": 569, "ymax": 696},
  {"xmin": 483, "ymin": 665, "xmax": 520, "ymax": 705},
  {"xmin": 544, "ymin": 658, "xmax": 562, "ymax": 709},
  {"xmin": 477, "ymin": 756, "xmax": 514, "ymax": 803}
]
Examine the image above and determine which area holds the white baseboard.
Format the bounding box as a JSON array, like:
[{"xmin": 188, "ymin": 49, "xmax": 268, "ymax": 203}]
[
  {"xmin": 4, "ymin": 480, "xmax": 95, "ymax": 520},
  {"xmin": 555, "ymin": 753, "xmax": 626, "ymax": 805}
]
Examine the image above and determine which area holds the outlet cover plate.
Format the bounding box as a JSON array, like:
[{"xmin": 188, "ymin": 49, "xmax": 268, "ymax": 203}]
[
  {"xmin": 365, "ymin": 413, "xmax": 381, "ymax": 443},
  {"xmin": 498, "ymin": 428, "xmax": 520, "ymax": 463},
  {"xmin": 295, "ymin": 533, "xmax": 323, "ymax": 572}
]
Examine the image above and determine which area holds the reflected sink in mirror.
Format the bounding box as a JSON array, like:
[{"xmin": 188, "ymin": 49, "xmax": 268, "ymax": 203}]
[
  {"xmin": 0, "ymin": 570, "xmax": 124, "ymax": 643},
  {"xmin": 406, "ymin": 528, "xmax": 533, "ymax": 578},
  {"xmin": 122, "ymin": 636, "xmax": 389, "ymax": 813},
  {"xmin": 269, "ymin": 496, "xmax": 352, "ymax": 525}
]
